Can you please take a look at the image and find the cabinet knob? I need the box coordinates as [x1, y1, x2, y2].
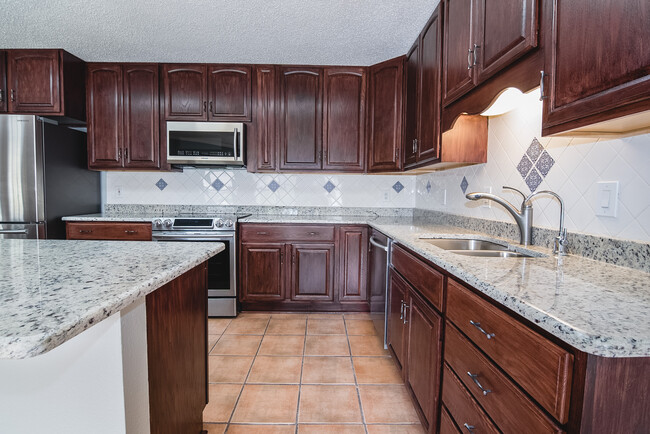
[79, 229, 93, 234]
[10, 89, 16, 102]
[539, 70, 549, 100]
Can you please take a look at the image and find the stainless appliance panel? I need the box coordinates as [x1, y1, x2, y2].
[0, 115, 44, 223]
[208, 298, 237, 317]
[369, 232, 392, 349]
[0, 223, 44, 239]
[166, 121, 244, 166]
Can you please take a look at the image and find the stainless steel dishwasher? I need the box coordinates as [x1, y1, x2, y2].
[368, 229, 392, 348]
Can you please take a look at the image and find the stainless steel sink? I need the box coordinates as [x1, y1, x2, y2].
[419, 238, 508, 251]
[451, 250, 535, 258]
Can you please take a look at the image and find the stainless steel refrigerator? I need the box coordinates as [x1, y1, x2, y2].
[0, 115, 100, 239]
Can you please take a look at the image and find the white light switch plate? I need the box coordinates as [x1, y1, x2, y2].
[482, 186, 492, 208]
[596, 181, 619, 217]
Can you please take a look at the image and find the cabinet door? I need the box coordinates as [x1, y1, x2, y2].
[404, 42, 419, 168]
[387, 271, 408, 368]
[123, 64, 159, 169]
[208, 65, 252, 121]
[290, 243, 334, 301]
[162, 64, 207, 120]
[367, 57, 403, 172]
[406, 289, 443, 429]
[543, 0, 650, 132]
[278, 67, 323, 170]
[417, 8, 442, 165]
[0, 51, 7, 113]
[338, 226, 369, 302]
[475, 0, 538, 83]
[322, 67, 366, 172]
[443, 0, 475, 105]
[250, 66, 277, 171]
[87, 64, 123, 169]
[240, 243, 285, 301]
[7, 50, 61, 113]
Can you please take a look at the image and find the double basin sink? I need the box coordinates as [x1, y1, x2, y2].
[419, 238, 540, 258]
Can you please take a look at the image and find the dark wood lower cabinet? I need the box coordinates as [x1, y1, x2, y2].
[290, 243, 335, 301]
[387, 271, 409, 368]
[240, 243, 286, 302]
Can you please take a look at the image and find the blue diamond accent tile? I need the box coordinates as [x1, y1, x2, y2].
[526, 138, 544, 162]
[392, 181, 404, 193]
[460, 176, 469, 194]
[267, 180, 280, 192]
[426, 180, 432, 194]
[525, 168, 543, 192]
[211, 179, 225, 191]
[517, 155, 533, 179]
[155, 179, 167, 191]
[323, 181, 336, 193]
[535, 150, 555, 177]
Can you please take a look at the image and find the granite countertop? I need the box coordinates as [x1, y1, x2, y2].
[63, 212, 650, 358]
[0, 239, 224, 359]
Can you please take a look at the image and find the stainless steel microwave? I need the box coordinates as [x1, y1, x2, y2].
[166, 122, 245, 166]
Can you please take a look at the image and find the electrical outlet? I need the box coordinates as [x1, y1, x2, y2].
[383, 191, 390, 203]
[482, 186, 492, 208]
[442, 189, 447, 206]
[115, 185, 123, 197]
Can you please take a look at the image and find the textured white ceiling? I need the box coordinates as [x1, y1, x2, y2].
[0, 0, 440, 66]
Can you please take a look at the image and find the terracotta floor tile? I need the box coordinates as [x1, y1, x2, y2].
[224, 317, 269, 335]
[349, 335, 389, 356]
[248, 356, 302, 384]
[208, 318, 232, 334]
[359, 385, 420, 424]
[345, 319, 378, 335]
[231, 384, 299, 423]
[227, 425, 296, 433]
[267, 318, 307, 335]
[299, 424, 366, 433]
[299, 385, 362, 423]
[208, 334, 220, 352]
[301, 356, 355, 384]
[366, 425, 426, 433]
[203, 383, 242, 422]
[353, 357, 402, 384]
[202, 423, 227, 434]
[309, 313, 344, 319]
[304, 335, 350, 356]
[308, 318, 346, 335]
[258, 335, 305, 356]
[210, 335, 262, 356]
[343, 312, 374, 320]
[238, 312, 273, 319]
[272, 313, 308, 320]
[208, 356, 254, 383]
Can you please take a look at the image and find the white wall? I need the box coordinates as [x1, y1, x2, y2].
[416, 90, 650, 243]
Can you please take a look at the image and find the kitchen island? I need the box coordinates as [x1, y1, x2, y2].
[0, 239, 224, 434]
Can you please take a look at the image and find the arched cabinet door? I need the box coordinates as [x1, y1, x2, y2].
[162, 64, 207, 120]
[208, 65, 252, 121]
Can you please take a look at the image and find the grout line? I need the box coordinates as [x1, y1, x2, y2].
[295, 317, 308, 434]
[344, 317, 369, 434]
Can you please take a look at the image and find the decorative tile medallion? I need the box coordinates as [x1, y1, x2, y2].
[518, 138, 555, 192]
[155, 179, 168, 191]
[426, 180, 432, 194]
[267, 180, 280, 192]
[323, 181, 336, 193]
[460, 176, 469, 194]
[536, 151, 555, 177]
[392, 181, 404, 193]
[517, 155, 534, 178]
[525, 168, 543, 192]
[212, 179, 225, 191]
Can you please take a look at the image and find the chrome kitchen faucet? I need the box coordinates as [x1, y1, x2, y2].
[466, 186, 568, 255]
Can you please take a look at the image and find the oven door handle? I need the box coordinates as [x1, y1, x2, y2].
[153, 235, 233, 242]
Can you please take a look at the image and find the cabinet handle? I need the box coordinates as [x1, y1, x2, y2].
[307, 232, 318, 236]
[256, 231, 268, 235]
[469, 320, 495, 339]
[10, 89, 16, 102]
[280, 251, 283, 265]
[539, 70, 549, 100]
[124, 148, 128, 161]
[0, 89, 4, 103]
[124, 230, 137, 234]
[399, 300, 405, 320]
[79, 230, 93, 234]
[463, 423, 475, 433]
[209, 101, 213, 115]
[472, 44, 480, 66]
[203, 101, 207, 113]
[467, 48, 474, 69]
[403, 304, 409, 324]
[414, 139, 418, 154]
[467, 372, 492, 396]
[118, 149, 122, 161]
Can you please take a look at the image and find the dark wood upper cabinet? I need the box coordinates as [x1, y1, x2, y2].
[123, 64, 159, 168]
[542, 0, 650, 136]
[240, 243, 286, 302]
[290, 243, 335, 301]
[338, 226, 369, 302]
[443, 0, 475, 105]
[367, 57, 404, 173]
[322, 67, 367, 172]
[87, 64, 123, 169]
[404, 42, 420, 168]
[0, 51, 7, 113]
[162, 64, 207, 120]
[278, 67, 323, 170]
[249, 65, 277, 172]
[417, 10, 442, 164]
[207, 65, 252, 121]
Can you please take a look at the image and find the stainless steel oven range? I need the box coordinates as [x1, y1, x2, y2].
[151, 216, 238, 317]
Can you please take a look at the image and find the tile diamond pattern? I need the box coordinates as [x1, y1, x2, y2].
[155, 178, 168, 191]
[517, 155, 533, 178]
[460, 176, 469, 194]
[267, 180, 280, 193]
[323, 181, 336, 193]
[526, 137, 544, 162]
[536, 151, 555, 177]
[426, 180, 432, 193]
[211, 179, 225, 191]
[392, 181, 404, 193]
[525, 168, 543, 192]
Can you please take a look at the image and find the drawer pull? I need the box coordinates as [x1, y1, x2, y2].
[463, 423, 475, 433]
[124, 230, 138, 234]
[400, 300, 405, 320]
[79, 230, 93, 234]
[467, 371, 492, 396]
[470, 320, 495, 339]
[308, 231, 318, 235]
[256, 231, 268, 235]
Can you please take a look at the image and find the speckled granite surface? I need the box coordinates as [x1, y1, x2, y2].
[0, 239, 224, 359]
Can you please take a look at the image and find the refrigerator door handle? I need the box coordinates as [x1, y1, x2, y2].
[0, 229, 29, 234]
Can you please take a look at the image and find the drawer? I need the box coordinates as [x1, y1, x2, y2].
[240, 224, 335, 242]
[66, 222, 152, 241]
[391, 244, 444, 311]
[446, 278, 573, 423]
[440, 405, 461, 434]
[442, 363, 499, 434]
[445, 323, 562, 433]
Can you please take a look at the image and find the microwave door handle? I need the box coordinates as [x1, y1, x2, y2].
[233, 128, 238, 160]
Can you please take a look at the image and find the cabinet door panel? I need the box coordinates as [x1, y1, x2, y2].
[291, 243, 334, 301]
[322, 68, 366, 172]
[241, 243, 285, 301]
[417, 9, 442, 164]
[250, 66, 276, 171]
[367, 57, 403, 172]
[123, 64, 159, 168]
[443, 0, 475, 105]
[8, 50, 61, 113]
[338, 226, 368, 302]
[162, 64, 207, 120]
[208, 65, 251, 121]
[476, 0, 538, 83]
[387, 271, 408, 368]
[0, 51, 7, 113]
[278, 68, 323, 170]
[404, 42, 419, 167]
[87, 64, 123, 169]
